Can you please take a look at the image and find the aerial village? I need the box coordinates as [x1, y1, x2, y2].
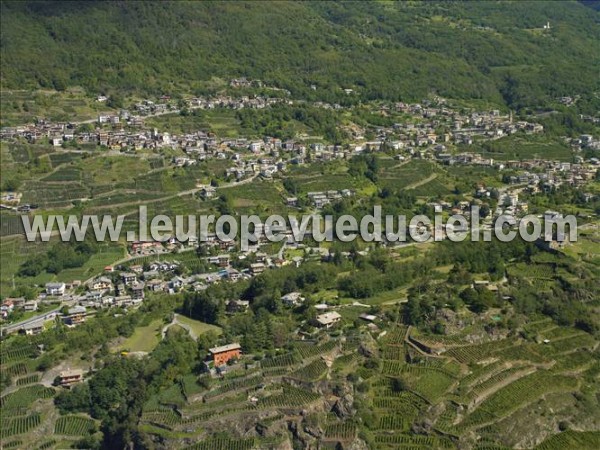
[1, 84, 598, 343]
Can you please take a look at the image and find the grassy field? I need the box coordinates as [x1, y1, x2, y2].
[116, 319, 164, 353]
[174, 314, 222, 336]
[445, 165, 503, 188]
[54, 245, 126, 282]
[561, 224, 600, 263]
[146, 109, 252, 137]
[223, 179, 286, 215]
[338, 286, 408, 306]
[78, 156, 152, 186]
[379, 159, 440, 191]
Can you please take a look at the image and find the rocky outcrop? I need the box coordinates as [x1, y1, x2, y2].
[331, 383, 356, 419]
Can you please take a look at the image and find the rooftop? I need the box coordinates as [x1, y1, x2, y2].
[209, 343, 241, 354]
[316, 311, 342, 325]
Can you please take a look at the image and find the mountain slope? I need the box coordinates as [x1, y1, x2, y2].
[1, 1, 599, 108]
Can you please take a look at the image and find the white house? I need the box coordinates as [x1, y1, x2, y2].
[45, 282, 66, 296]
[315, 311, 342, 328]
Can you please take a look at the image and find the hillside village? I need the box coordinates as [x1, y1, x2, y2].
[1, 2, 600, 449]
[1, 91, 599, 336]
[2, 91, 599, 215]
[1, 76, 599, 450]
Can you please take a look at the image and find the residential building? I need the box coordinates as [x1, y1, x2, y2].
[63, 306, 86, 326]
[46, 282, 66, 296]
[58, 369, 84, 386]
[281, 292, 304, 307]
[131, 282, 145, 300]
[208, 343, 242, 367]
[23, 300, 38, 312]
[121, 272, 137, 286]
[315, 311, 342, 328]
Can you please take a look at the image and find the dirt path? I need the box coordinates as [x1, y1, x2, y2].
[83, 173, 259, 211]
[161, 314, 198, 341]
[468, 366, 537, 409]
[390, 159, 411, 170]
[405, 173, 438, 190]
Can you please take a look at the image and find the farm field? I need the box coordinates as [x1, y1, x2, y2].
[0, 234, 124, 297]
[0, 235, 56, 296]
[116, 322, 596, 448]
[476, 135, 573, 161]
[54, 244, 126, 282]
[145, 109, 250, 137]
[0, 89, 113, 126]
[286, 161, 373, 195]
[223, 180, 287, 215]
[378, 159, 442, 191]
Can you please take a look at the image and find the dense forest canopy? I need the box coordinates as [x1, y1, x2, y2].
[1, 1, 599, 108]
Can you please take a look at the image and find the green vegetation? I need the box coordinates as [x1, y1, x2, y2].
[114, 318, 163, 353]
[477, 135, 573, 161]
[1, 2, 600, 449]
[2, 2, 599, 110]
[173, 314, 222, 337]
[54, 415, 97, 436]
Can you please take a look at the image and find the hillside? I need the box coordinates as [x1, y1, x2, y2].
[1, 1, 599, 108]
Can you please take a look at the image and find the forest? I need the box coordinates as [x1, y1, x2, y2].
[1, 1, 599, 109]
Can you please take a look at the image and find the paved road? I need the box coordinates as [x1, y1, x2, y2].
[0, 307, 61, 335]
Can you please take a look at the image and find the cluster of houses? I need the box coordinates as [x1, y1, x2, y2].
[306, 189, 355, 208]
[1, 296, 89, 335]
[336, 99, 545, 155]
[1, 297, 41, 319]
[0, 92, 550, 165]
[1, 246, 291, 327]
[570, 134, 600, 151]
[5, 94, 596, 222]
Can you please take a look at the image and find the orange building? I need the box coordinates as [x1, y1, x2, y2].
[208, 343, 242, 366]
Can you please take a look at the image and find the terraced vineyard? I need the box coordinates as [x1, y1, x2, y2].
[507, 262, 555, 280]
[15, 373, 40, 386]
[382, 326, 409, 346]
[1, 413, 41, 439]
[323, 421, 356, 440]
[294, 339, 337, 359]
[535, 430, 600, 450]
[260, 351, 300, 369]
[0, 212, 595, 450]
[374, 433, 454, 448]
[0, 345, 37, 363]
[203, 371, 263, 400]
[445, 339, 519, 364]
[459, 371, 579, 428]
[377, 414, 408, 432]
[403, 366, 456, 402]
[54, 415, 96, 436]
[289, 359, 328, 381]
[0, 385, 55, 410]
[21, 180, 90, 207]
[259, 384, 321, 408]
